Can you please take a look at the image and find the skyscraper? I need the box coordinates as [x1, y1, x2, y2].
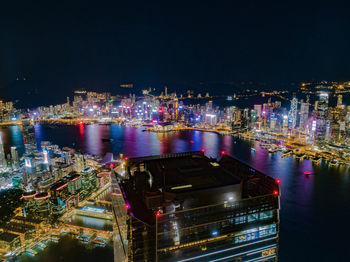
[10, 147, 18, 161]
[299, 100, 309, 130]
[337, 94, 343, 107]
[74, 153, 86, 172]
[289, 97, 298, 128]
[0, 132, 6, 167]
[316, 92, 329, 141]
[112, 152, 280, 262]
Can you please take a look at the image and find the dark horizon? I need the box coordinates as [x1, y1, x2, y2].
[2, 1, 350, 105]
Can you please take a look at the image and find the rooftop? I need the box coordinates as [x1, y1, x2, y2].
[0, 232, 19, 243]
[145, 153, 241, 193]
[120, 152, 248, 225]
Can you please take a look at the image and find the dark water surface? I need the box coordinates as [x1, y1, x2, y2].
[3, 123, 350, 262]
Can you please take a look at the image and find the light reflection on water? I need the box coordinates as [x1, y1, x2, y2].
[68, 214, 113, 231]
[2, 123, 350, 261]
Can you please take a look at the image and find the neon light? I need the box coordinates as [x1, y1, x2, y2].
[71, 175, 82, 182]
[245, 253, 276, 262]
[34, 193, 50, 200]
[56, 183, 68, 191]
[22, 193, 36, 199]
[97, 171, 110, 177]
[210, 245, 276, 262]
[171, 184, 192, 190]
[177, 237, 277, 262]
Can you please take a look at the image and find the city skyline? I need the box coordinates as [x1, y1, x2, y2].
[2, 1, 350, 261]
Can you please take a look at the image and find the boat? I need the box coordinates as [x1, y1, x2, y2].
[260, 143, 269, 149]
[268, 148, 276, 154]
[281, 151, 291, 158]
[102, 138, 113, 142]
[304, 171, 312, 177]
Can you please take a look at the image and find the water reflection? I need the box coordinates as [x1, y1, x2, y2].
[1, 124, 350, 261]
[68, 214, 113, 231]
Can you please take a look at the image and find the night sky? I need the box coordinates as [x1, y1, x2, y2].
[1, 1, 350, 106]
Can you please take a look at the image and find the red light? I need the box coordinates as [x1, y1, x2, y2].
[221, 150, 226, 155]
[201, 148, 205, 153]
[156, 211, 161, 217]
[124, 157, 129, 160]
[79, 121, 83, 125]
[110, 163, 115, 168]
[273, 190, 279, 196]
[276, 179, 280, 184]
[125, 204, 130, 210]
[190, 140, 194, 144]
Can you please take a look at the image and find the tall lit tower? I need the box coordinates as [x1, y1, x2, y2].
[289, 96, 298, 128]
[299, 100, 309, 130]
[316, 92, 329, 141]
[337, 94, 343, 107]
[0, 132, 6, 167]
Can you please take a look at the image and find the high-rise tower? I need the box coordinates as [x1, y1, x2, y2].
[316, 92, 329, 141]
[289, 96, 298, 128]
[0, 132, 6, 167]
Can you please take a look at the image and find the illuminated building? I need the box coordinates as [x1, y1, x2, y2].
[10, 146, 18, 162]
[289, 97, 298, 128]
[33, 192, 51, 216]
[299, 101, 309, 130]
[74, 153, 86, 172]
[270, 115, 277, 130]
[2, 222, 36, 244]
[337, 94, 343, 107]
[0, 132, 6, 167]
[50, 174, 81, 215]
[112, 152, 280, 262]
[22, 190, 37, 216]
[205, 113, 217, 125]
[61, 149, 72, 165]
[0, 232, 21, 252]
[254, 104, 262, 118]
[316, 92, 329, 141]
[50, 180, 70, 215]
[67, 173, 82, 194]
[23, 155, 36, 185]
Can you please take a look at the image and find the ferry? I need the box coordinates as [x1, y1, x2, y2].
[102, 138, 113, 142]
[260, 143, 270, 149]
[281, 151, 291, 158]
[304, 171, 312, 177]
[268, 148, 277, 154]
